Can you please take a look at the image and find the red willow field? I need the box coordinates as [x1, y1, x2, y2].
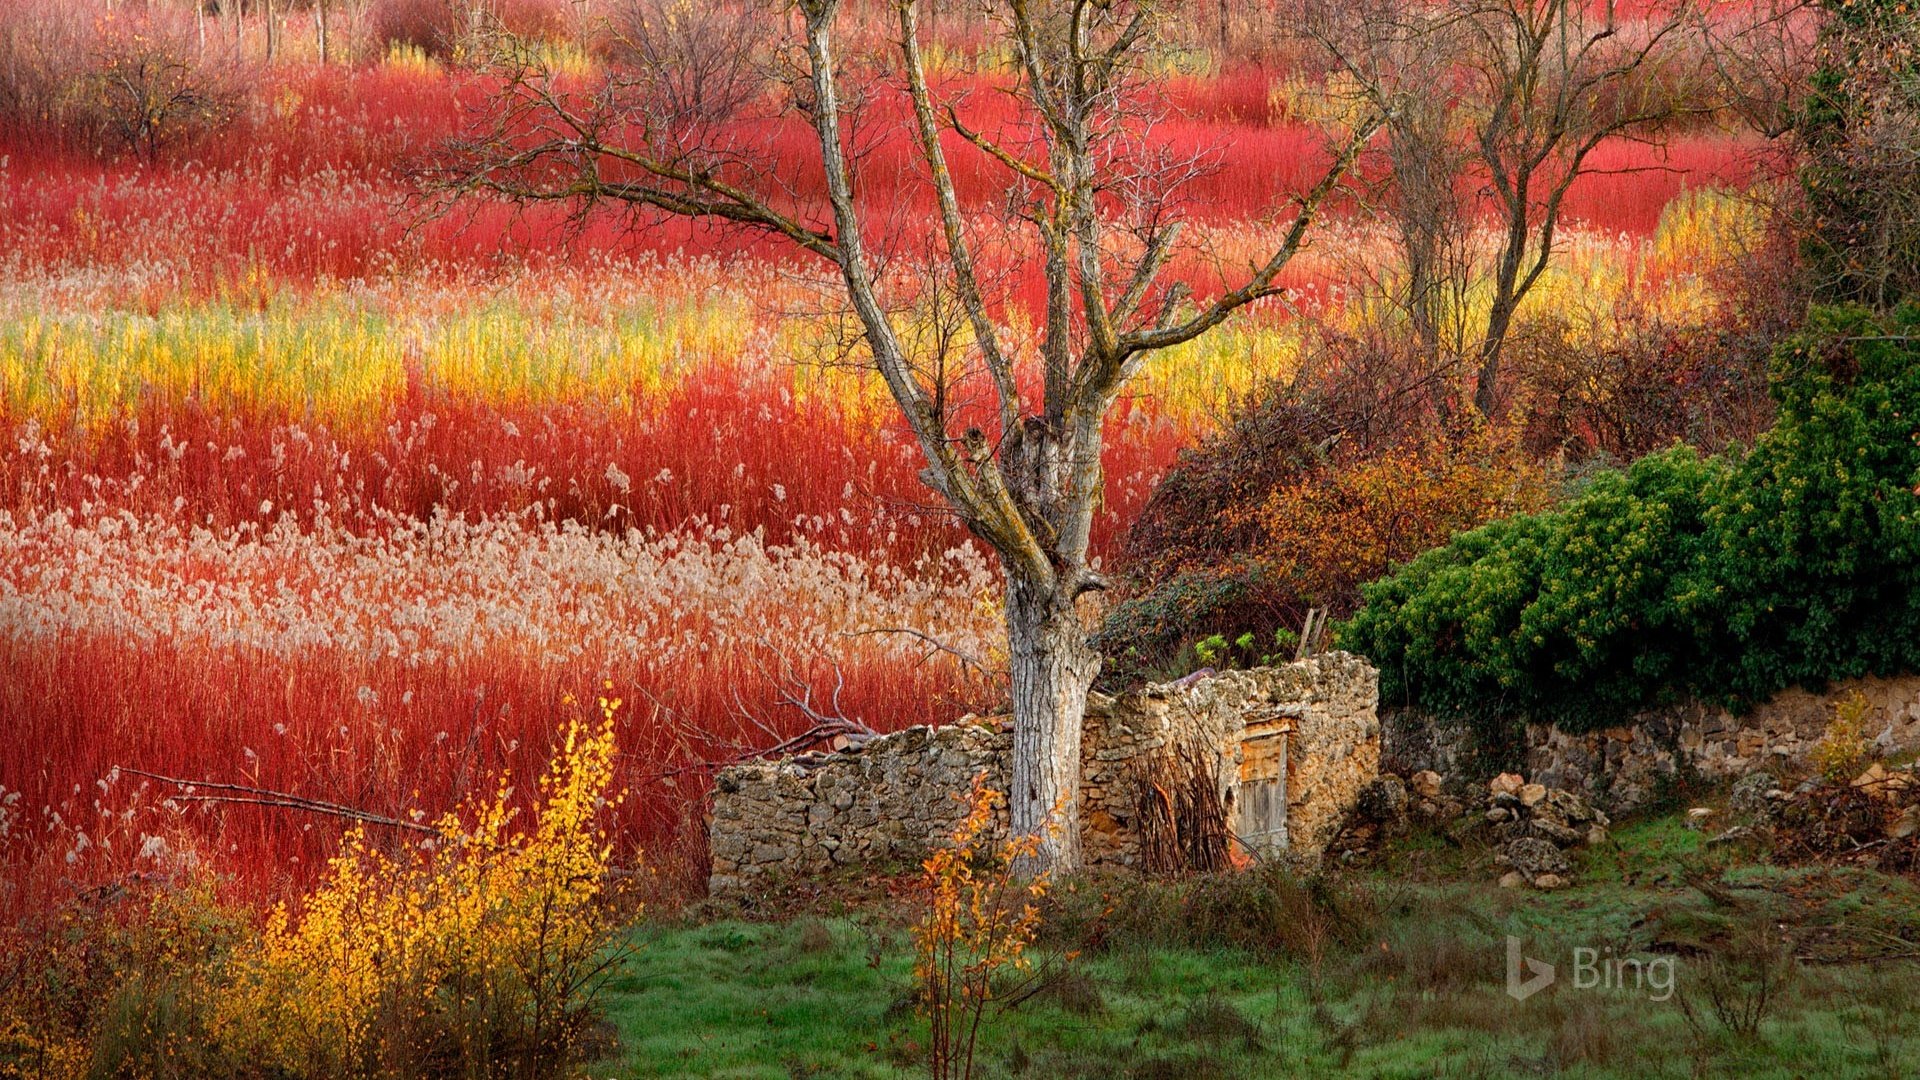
[0, 0, 1759, 912]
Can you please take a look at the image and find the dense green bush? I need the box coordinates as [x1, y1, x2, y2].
[1344, 306, 1920, 749]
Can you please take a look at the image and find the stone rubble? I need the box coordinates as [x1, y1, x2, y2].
[1483, 772, 1609, 890]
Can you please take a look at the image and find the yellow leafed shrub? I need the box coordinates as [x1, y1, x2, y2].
[1812, 691, 1873, 784]
[210, 701, 628, 1079]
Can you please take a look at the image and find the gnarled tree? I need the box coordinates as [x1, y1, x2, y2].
[423, 0, 1377, 872]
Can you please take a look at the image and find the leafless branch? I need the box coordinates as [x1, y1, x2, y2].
[119, 767, 435, 834]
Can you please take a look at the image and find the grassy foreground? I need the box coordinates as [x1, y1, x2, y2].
[596, 815, 1920, 1079]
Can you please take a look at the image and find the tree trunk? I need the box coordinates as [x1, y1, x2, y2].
[1003, 568, 1099, 876]
[1473, 294, 1519, 417]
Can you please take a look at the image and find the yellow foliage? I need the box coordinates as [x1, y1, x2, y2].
[1812, 691, 1873, 783]
[0, 1011, 88, 1080]
[211, 703, 627, 1076]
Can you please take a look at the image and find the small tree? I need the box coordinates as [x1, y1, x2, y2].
[913, 778, 1046, 1080]
[87, 35, 237, 165]
[1309, 0, 1701, 418]
[425, 0, 1378, 873]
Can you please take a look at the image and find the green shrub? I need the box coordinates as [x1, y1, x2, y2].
[1344, 305, 1920, 752]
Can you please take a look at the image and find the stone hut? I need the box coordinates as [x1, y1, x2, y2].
[707, 652, 1379, 900]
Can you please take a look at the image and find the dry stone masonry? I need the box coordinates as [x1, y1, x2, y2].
[1385, 673, 1920, 814]
[1526, 674, 1920, 810]
[708, 652, 1380, 901]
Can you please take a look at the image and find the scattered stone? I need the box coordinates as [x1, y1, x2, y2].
[1490, 772, 1526, 798]
[1532, 873, 1568, 891]
[1685, 807, 1714, 830]
[1499, 870, 1526, 889]
[1499, 836, 1572, 885]
[1411, 793, 1465, 824]
[1728, 771, 1780, 824]
[1707, 825, 1760, 847]
[1479, 781, 1610, 885]
[1411, 770, 1443, 800]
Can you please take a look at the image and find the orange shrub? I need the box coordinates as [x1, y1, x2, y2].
[1231, 431, 1551, 611]
[912, 778, 1048, 1080]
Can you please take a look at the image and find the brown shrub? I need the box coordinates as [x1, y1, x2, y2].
[368, 0, 574, 61]
[0, 0, 239, 161]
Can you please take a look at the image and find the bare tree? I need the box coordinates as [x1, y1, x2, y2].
[1462, 0, 1698, 416]
[1303, 0, 1480, 416]
[423, 0, 1378, 872]
[1310, 0, 1699, 418]
[1695, 0, 1822, 141]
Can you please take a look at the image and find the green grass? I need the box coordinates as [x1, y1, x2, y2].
[596, 813, 1920, 1079]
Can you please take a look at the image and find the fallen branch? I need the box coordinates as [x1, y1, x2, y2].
[119, 767, 435, 834]
[730, 639, 880, 753]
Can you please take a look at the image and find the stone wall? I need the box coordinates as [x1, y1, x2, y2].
[708, 652, 1380, 901]
[1384, 672, 1920, 813]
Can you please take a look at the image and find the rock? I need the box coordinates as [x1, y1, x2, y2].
[1486, 807, 1512, 823]
[1490, 772, 1526, 797]
[1544, 788, 1605, 826]
[1728, 771, 1779, 823]
[1853, 762, 1892, 797]
[1411, 770, 1443, 800]
[1499, 870, 1526, 889]
[1532, 873, 1568, 891]
[1524, 788, 1605, 847]
[1587, 825, 1610, 848]
[1519, 783, 1548, 807]
[1531, 818, 1584, 846]
[1685, 807, 1714, 830]
[1354, 775, 1410, 827]
[1501, 836, 1572, 884]
[1707, 825, 1760, 847]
